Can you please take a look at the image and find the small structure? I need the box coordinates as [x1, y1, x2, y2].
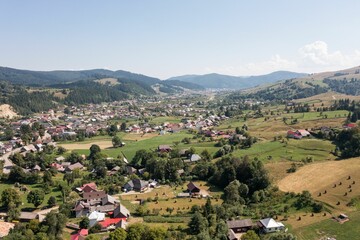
[190, 154, 201, 162]
[65, 162, 84, 173]
[70, 229, 88, 240]
[296, 129, 311, 137]
[287, 130, 302, 139]
[258, 218, 285, 233]
[187, 182, 200, 195]
[113, 204, 131, 219]
[122, 179, 148, 192]
[19, 212, 39, 222]
[335, 213, 349, 224]
[158, 145, 172, 153]
[227, 219, 253, 233]
[88, 211, 105, 227]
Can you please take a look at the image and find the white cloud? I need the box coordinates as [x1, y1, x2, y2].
[204, 41, 360, 76]
[298, 41, 360, 70]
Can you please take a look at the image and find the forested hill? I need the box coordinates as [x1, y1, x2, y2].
[230, 66, 360, 101]
[0, 67, 161, 86]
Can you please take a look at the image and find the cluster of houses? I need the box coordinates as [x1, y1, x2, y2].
[72, 183, 130, 235]
[227, 218, 285, 240]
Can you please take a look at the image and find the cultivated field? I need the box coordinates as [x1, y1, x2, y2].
[278, 158, 360, 213]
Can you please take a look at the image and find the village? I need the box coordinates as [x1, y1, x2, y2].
[0, 93, 359, 240]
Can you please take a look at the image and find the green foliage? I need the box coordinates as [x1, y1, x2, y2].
[241, 230, 260, 240]
[47, 196, 56, 207]
[79, 217, 90, 229]
[336, 128, 360, 158]
[112, 136, 123, 148]
[27, 190, 45, 208]
[109, 227, 127, 240]
[1, 188, 22, 209]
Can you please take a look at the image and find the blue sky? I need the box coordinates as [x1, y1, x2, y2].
[1, 1, 360, 79]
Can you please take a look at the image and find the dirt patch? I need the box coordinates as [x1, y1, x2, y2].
[0, 104, 18, 119]
[123, 133, 159, 141]
[59, 141, 113, 150]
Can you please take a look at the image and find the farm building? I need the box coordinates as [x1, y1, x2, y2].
[258, 218, 285, 233]
[123, 179, 149, 192]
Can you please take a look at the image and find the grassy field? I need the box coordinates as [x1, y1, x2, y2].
[119, 181, 223, 215]
[278, 158, 360, 213]
[0, 173, 66, 210]
[71, 131, 220, 160]
[293, 211, 360, 240]
[231, 138, 335, 163]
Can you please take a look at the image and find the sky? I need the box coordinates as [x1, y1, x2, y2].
[1, 0, 360, 79]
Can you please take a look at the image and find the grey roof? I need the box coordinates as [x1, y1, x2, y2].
[227, 219, 253, 229]
[113, 204, 130, 218]
[19, 212, 38, 220]
[101, 195, 118, 205]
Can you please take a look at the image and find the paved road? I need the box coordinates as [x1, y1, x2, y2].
[1, 147, 21, 174]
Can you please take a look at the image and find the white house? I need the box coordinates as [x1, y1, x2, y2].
[88, 211, 105, 227]
[258, 218, 285, 233]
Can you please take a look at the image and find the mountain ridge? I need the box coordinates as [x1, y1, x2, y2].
[166, 71, 308, 89]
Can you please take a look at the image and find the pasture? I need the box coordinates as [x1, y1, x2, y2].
[232, 139, 335, 163]
[119, 181, 223, 215]
[278, 158, 360, 213]
[293, 211, 360, 240]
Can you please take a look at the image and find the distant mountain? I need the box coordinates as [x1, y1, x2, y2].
[0, 66, 161, 86]
[167, 71, 308, 89]
[0, 66, 204, 92]
[232, 66, 360, 101]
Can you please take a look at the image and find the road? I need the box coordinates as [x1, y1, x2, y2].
[1, 147, 21, 174]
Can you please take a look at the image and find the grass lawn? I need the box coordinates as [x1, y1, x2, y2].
[71, 131, 220, 160]
[293, 211, 360, 240]
[231, 139, 336, 163]
[119, 181, 223, 215]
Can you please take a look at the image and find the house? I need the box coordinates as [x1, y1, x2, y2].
[99, 218, 125, 230]
[19, 212, 39, 222]
[73, 201, 91, 218]
[190, 154, 201, 162]
[113, 204, 131, 219]
[20, 145, 37, 153]
[123, 179, 148, 192]
[296, 129, 311, 137]
[88, 211, 105, 227]
[187, 182, 200, 194]
[258, 218, 285, 233]
[287, 130, 302, 139]
[227, 219, 253, 239]
[115, 219, 128, 230]
[158, 145, 172, 152]
[101, 194, 118, 206]
[65, 162, 84, 173]
[126, 166, 137, 175]
[79, 182, 97, 193]
[83, 190, 107, 203]
[55, 156, 65, 162]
